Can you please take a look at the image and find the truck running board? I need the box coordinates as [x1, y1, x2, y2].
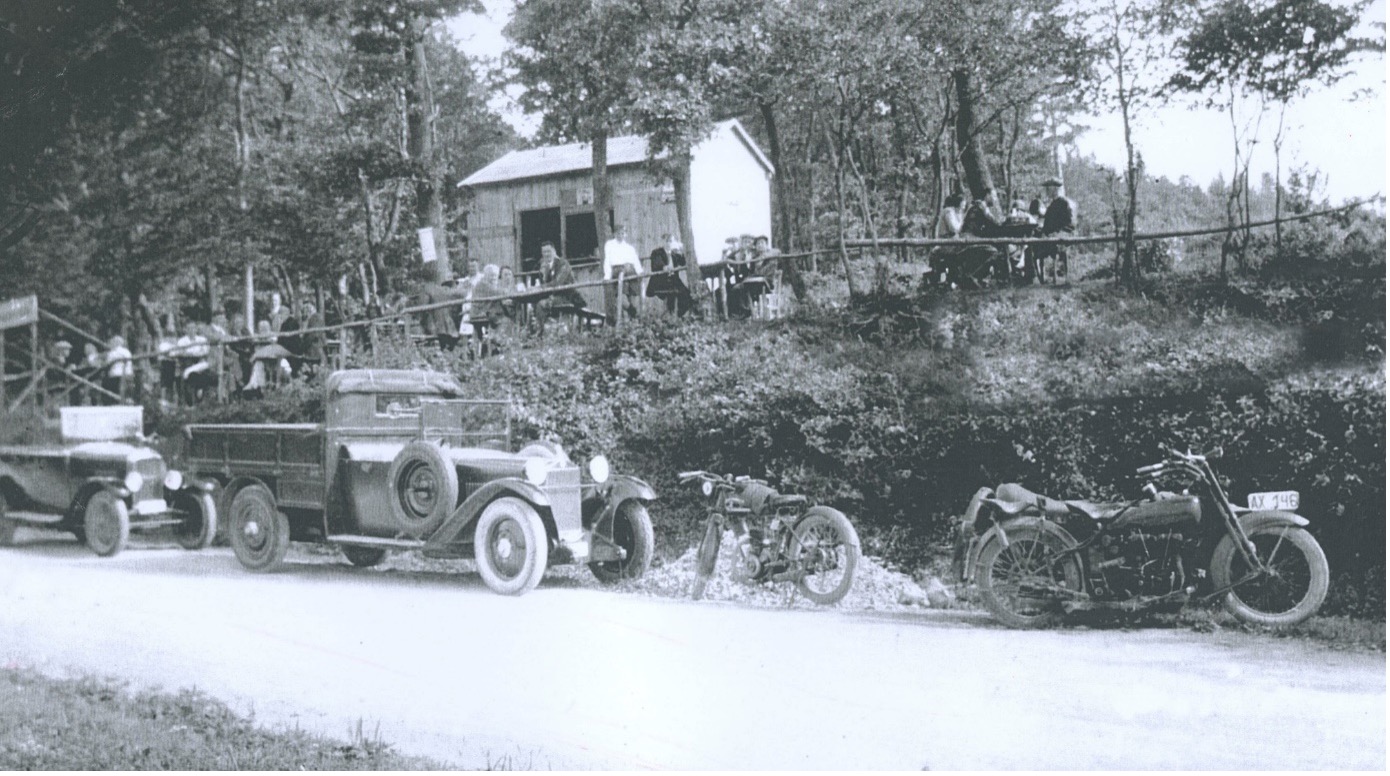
[326, 534, 426, 550]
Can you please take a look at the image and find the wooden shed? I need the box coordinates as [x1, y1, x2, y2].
[458, 119, 774, 280]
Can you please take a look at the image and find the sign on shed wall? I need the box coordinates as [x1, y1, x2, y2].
[0, 295, 38, 331]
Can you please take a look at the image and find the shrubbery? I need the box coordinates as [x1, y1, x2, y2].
[156, 279, 1385, 619]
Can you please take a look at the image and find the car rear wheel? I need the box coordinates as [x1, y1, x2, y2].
[589, 501, 654, 583]
[173, 491, 218, 551]
[474, 497, 547, 595]
[84, 491, 130, 557]
[387, 442, 458, 538]
[228, 484, 290, 572]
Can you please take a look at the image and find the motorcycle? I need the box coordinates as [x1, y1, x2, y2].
[679, 471, 860, 605]
[954, 448, 1330, 629]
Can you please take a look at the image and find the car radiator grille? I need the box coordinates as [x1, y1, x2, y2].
[135, 458, 165, 502]
[543, 468, 583, 532]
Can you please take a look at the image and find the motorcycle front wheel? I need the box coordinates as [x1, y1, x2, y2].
[975, 528, 1084, 628]
[1210, 525, 1329, 628]
[690, 518, 722, 600]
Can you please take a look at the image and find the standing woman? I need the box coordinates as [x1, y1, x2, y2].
[645, 234, 692, 316]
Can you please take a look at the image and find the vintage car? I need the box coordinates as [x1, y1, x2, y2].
[0, 406, 218, 556]
[180, 368, 656, 595]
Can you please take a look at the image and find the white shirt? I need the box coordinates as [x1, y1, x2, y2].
[603, 237, 640, 279]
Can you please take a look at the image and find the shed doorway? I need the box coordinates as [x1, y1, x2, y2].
[519, 207, 562, 275]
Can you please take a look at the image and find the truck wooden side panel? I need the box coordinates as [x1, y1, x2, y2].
[185, 423, 327, 511]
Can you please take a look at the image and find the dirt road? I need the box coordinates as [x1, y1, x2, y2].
[0, 536, 1383, 770]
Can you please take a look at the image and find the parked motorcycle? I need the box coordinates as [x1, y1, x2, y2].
[955, 448, 1329, 628]
[679, 471, 859, 604]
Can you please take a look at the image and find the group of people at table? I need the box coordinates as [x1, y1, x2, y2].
[44, 291, 328, 405]
[930, 177, 1077, 287]
[415, 224, 785, 354]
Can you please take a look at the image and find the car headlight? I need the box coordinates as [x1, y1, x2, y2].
[588, 454, 610, 484]
[163, 469, 184, 491]
[523, 457, 549, 486]
[123, 471, 144, 493]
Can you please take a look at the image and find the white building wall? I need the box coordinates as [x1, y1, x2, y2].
[688, 125, 773, 266]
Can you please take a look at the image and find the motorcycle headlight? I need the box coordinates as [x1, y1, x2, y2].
[701, 480, 714, 497]
[588, 454, 610, 484]
[523, 457, 549, 486]
[163, 469, 184, 491]
[123, 471, 144, 493]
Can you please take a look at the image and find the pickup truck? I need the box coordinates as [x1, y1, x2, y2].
[181, 368, 655, 595]
[0, 406, 217, 556]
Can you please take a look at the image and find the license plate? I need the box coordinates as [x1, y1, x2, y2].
[1248, 490, 1299, 511]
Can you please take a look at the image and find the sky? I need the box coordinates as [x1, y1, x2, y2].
[446, 0, 1385, 202]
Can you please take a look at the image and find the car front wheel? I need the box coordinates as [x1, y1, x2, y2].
[474, 497, 548, 596]
[588, 501, 654, 583]
[0, 492, 16, 546]
[84, 491, 130, 557]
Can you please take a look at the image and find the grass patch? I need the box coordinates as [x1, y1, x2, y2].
[0, 667, 449, 770]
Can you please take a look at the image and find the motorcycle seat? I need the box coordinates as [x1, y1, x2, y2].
[992, 483, 1128, 521]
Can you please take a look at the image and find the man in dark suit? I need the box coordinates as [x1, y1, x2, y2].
[1036, 176, 1077, 283]
[535, 241, 588, 333]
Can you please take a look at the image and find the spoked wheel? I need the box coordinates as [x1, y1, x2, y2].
[1211, 525, 1329, 628]
[84, 491, 130, 557]
[228, 484, 290, 572]
[690, 518, 722, 600]
[473, 497, 548, 596]
[342, 546, 389, 568]
[975, 527, 1083, 628]
[172, 491, 218, 551]
[792, 509, 860, 605]
[588, 501, 655, 583]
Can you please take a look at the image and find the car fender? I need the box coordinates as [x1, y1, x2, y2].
[586, 475, 656, 526]
[219, 475, 273, 516]
[1237, 510, 1310, 532]
[64, 478, 130, 521]
[427, 479, 551, 548]
[964, 515, 1079, 583]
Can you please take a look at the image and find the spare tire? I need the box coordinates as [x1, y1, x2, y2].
[386, 441, 458, 537]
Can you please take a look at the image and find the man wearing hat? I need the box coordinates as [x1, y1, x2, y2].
[1036, 176, 1077, 283]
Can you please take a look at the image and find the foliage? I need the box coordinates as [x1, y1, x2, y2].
[0, 668, 446, 769]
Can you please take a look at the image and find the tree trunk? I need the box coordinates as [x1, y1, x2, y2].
[670, 156, 707, 306]
[1273, 101, 1287, 256]
[845, 145, 885, 294]
[952, 68, 996, 201]
[1115, 33, 1138, 286]
[405, 17, 450, 283]
[758, 101, 806, 301]
[591, 125, 611, 255]
[832, 161, 857, 298]
[234, 52, 254, 331]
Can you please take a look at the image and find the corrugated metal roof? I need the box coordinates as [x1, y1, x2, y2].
[458, 134, 657, 188]
[457, 119, 772, 188]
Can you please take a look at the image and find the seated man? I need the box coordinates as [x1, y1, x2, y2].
[534, 241, 589, 333]
[1033, 177, 1077, 283]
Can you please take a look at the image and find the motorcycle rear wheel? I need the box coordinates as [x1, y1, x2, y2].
[1210, 525, 1328, 628]
[690, 518, 721, 600]
[975, 528, 1083, 628]
[793, 510, 859, 605]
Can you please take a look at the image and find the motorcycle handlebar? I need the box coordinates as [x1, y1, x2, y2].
[677, 471, 703, 480]
[1136, 462, 1165, 475]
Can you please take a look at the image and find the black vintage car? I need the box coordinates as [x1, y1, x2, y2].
[0, 407, 217, 556]
[181, 369, 656, 596]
